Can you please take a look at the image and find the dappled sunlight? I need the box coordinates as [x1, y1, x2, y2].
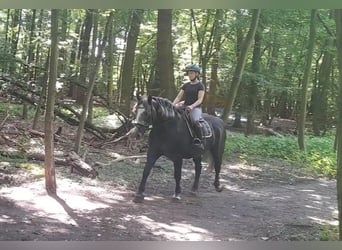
[0, 215, 16, 224]
[131, 215, 215, 240]
[0, 177, 128, 227]
[307, 216, 338, 226]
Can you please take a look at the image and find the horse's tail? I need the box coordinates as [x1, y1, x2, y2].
[207, 118, 226, 173]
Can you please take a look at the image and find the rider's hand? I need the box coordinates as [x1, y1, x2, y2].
[186, 105, 194, 111]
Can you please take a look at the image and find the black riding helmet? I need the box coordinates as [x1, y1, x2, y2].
[185, 64, 201, 74]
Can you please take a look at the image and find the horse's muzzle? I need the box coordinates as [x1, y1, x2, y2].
[134, 123, 148, 137]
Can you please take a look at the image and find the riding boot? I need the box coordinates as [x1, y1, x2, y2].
[193, 121, 204, 154]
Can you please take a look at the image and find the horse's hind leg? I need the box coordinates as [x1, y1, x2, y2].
[172, 158, 183, 200]
[211, 149, 224, 192]
[133, 151, 160, 203]
[191, 156, 202, 193]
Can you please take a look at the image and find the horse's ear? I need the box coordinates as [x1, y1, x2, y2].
[148, 95, 153, 105]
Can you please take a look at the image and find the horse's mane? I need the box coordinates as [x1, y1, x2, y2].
[150, 96, 182, 120]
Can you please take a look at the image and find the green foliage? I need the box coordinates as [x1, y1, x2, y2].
[319, 224, 339, 241]
[0, 103, 35, 118]
[225, 134, 337, 178]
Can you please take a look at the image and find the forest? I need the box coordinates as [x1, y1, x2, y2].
[0, 9, 342, 241]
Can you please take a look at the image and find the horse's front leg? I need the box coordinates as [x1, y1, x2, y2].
[172, 158, 183, 200]
[133, 151, 160, 203]
[191, 156, 202, 193]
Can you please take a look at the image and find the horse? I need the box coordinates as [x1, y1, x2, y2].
[132, 95, 226, 203]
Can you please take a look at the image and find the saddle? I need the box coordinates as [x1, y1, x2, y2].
[183, 111, 212, 140]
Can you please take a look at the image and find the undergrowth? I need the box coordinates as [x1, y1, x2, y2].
[225, 134, 336, 179]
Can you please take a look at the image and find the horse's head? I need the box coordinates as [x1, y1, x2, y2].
[132, 95, 181, 136]
[132, 95, 153, 136]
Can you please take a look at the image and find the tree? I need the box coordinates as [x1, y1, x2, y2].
[221, 9, 261, 122]
[312, 11, 334, 136]
[119, 9, 144, 116]
[334, 8, 342, 241]
[297, 9, 317, 151]
[74, 11, 114, 154]
[149, 9, 176, 99]
[206, 9, 224, 115]
[44, 9, 59, 195]
[76, 9, 94, 104]
[246, 14, 263, 135]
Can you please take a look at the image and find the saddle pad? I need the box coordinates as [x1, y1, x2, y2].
[198, 119, 212, 138]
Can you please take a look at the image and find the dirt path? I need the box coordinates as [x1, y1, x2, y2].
[0, 155, 338, 241]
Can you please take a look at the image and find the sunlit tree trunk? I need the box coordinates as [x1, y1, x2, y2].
[221, 9, 260, 122]
[246, 20, 262, 135]
[45, 9, 59, 195]
[297, 9, 317, 151]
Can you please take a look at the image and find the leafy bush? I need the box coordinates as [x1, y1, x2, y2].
[225, 134, 336, 178]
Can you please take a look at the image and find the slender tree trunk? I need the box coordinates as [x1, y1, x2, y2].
[74, 11, 113, 154]
[298, 9, 317, 151]
[9, 9, 21, 75]
[246, 21, 262, 135]
[34, 10, 44, 80]
[45, 9, 59, 195]
[68, 18, 81, 97]
[207, 9, 224, 115]
[32, 51, 50, 129]
[334, 9, 342, 241]
[119, 9, 144, 116]
[106, 11, 115, 110]
[76, 9, 93, 104]
[221, 9, 261, 122]
[87, 10, 99, 124]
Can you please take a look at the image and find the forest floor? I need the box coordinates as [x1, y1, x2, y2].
[0, 116, 338, 241]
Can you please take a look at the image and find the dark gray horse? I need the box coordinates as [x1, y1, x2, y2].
[133, 95, 226, 203]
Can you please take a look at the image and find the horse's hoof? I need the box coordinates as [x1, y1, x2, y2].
[215, 185, 224, 192]
[190, 187, 198, 196]
[133, 193, 145, 203]
[189, 190, 198, 196]
[172, 194, 181, 201]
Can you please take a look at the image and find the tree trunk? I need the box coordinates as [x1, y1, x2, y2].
[76, 9, 93, 104]
[334, 8, 342, 241]
[74, 11, 113, 154]
[221, 9, 261, 122]
[32, 51, 49, 129]
[206, 9, 224, 115]
[106, 11, 115, 110]
[9, 9, 21, 74]
[120, 9, 144, 116]
[312, 37, 333, 136]
[150, 9, 176, 99]
[45, 9, 59, 195]
[68, 18, 81, 97]
[246, 20, 262, 135]
[297, 9, 317, 151]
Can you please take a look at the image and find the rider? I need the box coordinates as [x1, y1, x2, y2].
[173, 64, 205, 152]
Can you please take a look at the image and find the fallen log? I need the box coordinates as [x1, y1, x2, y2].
[66, 151, 98, 179]
[256, 126, 284, 137]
